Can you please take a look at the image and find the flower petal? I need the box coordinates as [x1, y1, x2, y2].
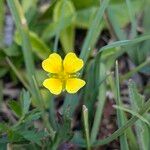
[66, 78, 86, 93]
[63, 52, 83, 73]
[42, 53, 62, 73]
[43, 78, 62, 95]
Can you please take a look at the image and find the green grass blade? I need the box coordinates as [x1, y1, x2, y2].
[99, 35, 150, 54]
[94, 98, 150, 146]
[106, 7, 126, 40]
[0, 80, 3, 107]
[121, 58, 150, 81]
[115, 61, 129, 150]
[7, 0, 35, 89]
[80, 0, 110, 63]
[15, 31, 50, 59]
[83, 105, 91, 150]
[125, 0, 137, 38]
[113, 105, 150, 126]
[90, 60, 106, 144]
[108, 73, 138, 150]
[128, 80, 150, 150]
[74, 98, 150, 147]
[6, 57, 31, 92]
[0, 0, 5, 47]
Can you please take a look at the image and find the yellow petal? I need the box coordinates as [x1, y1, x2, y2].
[42, 53, 62, 73]
[66, 78, 86, 94]
[43, 78, 62, 95]
[63, 52, 83, 73]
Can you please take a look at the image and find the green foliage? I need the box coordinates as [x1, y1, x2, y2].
[53, 0, 75, 53]
[0, 0, 150, 149]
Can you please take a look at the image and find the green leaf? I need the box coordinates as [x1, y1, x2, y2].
[115, 61, 129, 150]
[0, 123, 8, 133]
[80, 0, 110, 63]
[0, 68, 8, 78]
[15, 31, 50, 59]
[21, 90, 31, 116]
[128, 80, 150, 150]
[53, 0, 75, 53]
[82, 105, 91, 150]
[42, 15, 74, 40]
[75, 7, 99, 29]
[18, 129, 49, 145]
[8, 100, 22, 117]
[0, 0, 5, 47]
[71, 0, 99, 9]
[24, 110, 42, 123]
[3, 42, 21, 57]
[90, 60, 106, 144]
[113, 105, 150, 127]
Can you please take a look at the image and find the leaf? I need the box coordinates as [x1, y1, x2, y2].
[90, 60, 106, 144]
[75, 7, 99, 29]
[0, 123, 8, 133]
[71, 0, 99, 9]
[3, 42, 21, 57]
[0, 0, 5, 47]
[24, 110, 42, 123]
[128, 80, 144, 110]
[0, 68, 8, 78]
[21, 90, 31, 116]
[53, 0, 75, 53]
[80, 0, 110, 63]
[113, 105, 150, 127]
[42, 15, 74, 40]
[128, 80, 150, 150]
[18, 129, 49, 145]
[8, 100, 22, 117]
[115, 61, 129, 150]
[15, 31, 50, 59]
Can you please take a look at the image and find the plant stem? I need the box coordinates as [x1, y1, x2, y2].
[83, 105, 91, 150]
[115, 61, 129, 150]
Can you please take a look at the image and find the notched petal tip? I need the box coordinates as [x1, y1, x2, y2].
[63, 52, 84, 73]
[66, 78, 86, 94]
[42, 53, 62, 73]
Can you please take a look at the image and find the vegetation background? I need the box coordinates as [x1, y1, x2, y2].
[0, 0, 150, 149]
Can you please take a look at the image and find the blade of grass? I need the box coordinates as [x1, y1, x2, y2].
[80, 0, 110, 63]
[128, 80, 150, 150]
[121, 58, 150, 80]
[0, 0, 5, 47]
[98, 35, 150, 55]
[73, 98, 150, 147]
[7, 0, 35, 85]
[83, 105, 91, 150]
[125, 0, 137, 38]
[0, 80, 3, 107]
[106, 7, 126, 40]
[6, 57, 31, 92]
[94, 97, 150, 146]
[115, 61, 129, 150]
[90, 60, 106, 144]
[113, 105, 150, 126]
[53, 33, 59, 52]
[32, 76, 55, 138]
[108, 73, 138, 150]
[108, 72, 138, 149]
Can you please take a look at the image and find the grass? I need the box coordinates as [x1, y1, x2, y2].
[0, 0, 150, 149]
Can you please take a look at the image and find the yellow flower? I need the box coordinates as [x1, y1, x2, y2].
[42, 52, 86, 95]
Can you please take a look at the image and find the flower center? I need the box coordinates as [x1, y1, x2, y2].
[51, 70, 79, 81]
[58, 71, 69, 80]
